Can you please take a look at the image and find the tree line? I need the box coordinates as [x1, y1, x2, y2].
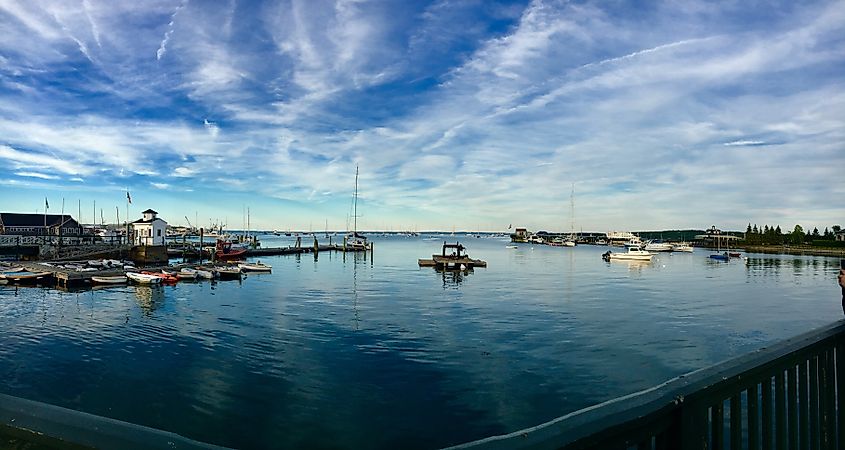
[744, 224, 842, 245]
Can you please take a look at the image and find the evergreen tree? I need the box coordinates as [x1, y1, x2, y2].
[752, 224, 758, 234]
[774, 225, 782, 244]
[824, 227, 831, 239]
[791, 225, 804, 245]
[812, 227, 820, 238]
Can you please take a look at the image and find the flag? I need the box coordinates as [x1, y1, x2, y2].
[126, 191, 132, 204]
[45, 197, 49, 210]
[508, 223, 512, 229]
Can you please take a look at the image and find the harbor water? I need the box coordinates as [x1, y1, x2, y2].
[0, 235, 842, 449]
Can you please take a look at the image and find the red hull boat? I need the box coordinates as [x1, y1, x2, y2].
[216, 239, 247, 261]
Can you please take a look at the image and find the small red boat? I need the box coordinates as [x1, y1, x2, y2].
[215, 239, 247, 261]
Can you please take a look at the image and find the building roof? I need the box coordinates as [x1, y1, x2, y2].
[0, 213, 79, 227]
[142, 209, 158, 214]
[131, 218, 166, 224]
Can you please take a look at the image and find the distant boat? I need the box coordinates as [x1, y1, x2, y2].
[644, 240, 673, 252]
[671, 242, 694, 252]
[710, 253, 730, 261]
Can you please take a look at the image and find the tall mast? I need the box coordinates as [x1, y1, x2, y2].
[353, 165, 359, 235]
[570, 182, 575, 238]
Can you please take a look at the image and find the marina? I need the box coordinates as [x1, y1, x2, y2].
[1, 235, 842, 449]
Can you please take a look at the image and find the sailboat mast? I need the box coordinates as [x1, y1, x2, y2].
[353, 165, 359, 235]
[570, 182, 575, 239]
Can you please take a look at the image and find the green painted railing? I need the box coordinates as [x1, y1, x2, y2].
[449, 320, 845, 450]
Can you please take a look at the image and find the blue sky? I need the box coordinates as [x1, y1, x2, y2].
[0, 0, 843, 232]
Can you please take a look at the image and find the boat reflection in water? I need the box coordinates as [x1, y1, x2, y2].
[439, 267, 472, 287]
[134, 285, 165, 315]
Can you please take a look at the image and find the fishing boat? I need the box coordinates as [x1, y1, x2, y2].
[238, 262, 272, 272]
[602, 245, 653, 261]
[125, 272, 162, 284]
[0, 271, 53, 282]
[215, 239, 247, 261]
[90, 275, 128, 285]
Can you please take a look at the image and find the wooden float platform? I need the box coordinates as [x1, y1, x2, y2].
[418, 255, 487, 269]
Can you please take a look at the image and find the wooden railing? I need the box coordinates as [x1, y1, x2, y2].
[449, 320, 845, 450]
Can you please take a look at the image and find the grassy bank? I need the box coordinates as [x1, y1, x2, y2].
[742, 245, 845, 257]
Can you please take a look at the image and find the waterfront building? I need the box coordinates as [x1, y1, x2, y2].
[0, 212, 83, 236]
[837, 229, 845, 242]
[131, 209, 167, 246]
[693, 225, 741, 248]
[510, 227, 530, 243]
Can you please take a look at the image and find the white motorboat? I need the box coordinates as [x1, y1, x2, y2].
[644, 240, 674, 252]
[602, 246, 654, 261]
[125, 272, 162, 284]
[671, 242, 694, 252]
[238, 262, 272, 272]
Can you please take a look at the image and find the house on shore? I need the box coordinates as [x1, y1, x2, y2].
[131, 209, 167, 246]
[0, 213, 83, 236]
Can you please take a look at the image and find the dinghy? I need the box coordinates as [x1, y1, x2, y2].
[91, 275, 128, 285]
[126, 272, 162, 284]
[0, 271, 53, 282]
[238, 262, 272, 272]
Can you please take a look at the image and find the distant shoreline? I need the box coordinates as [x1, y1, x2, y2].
[742, 245, 845, 257]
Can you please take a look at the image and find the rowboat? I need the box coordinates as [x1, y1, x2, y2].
[126, 272, 162, 284]
[0, 267, 25, 274]
[238, 262, 272, 272]
[215, 266, 242, 280]
[142, 271, 178, 283]
[0, 271, 53, 282]
[189, 267, 216, 279]
[91, 275, 128, 285]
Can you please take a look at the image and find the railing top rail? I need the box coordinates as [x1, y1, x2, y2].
[0, 392, 229, 450]
[447, 319, 845, 450]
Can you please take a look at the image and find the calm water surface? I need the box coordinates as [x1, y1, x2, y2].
[1, 235, 842, 449]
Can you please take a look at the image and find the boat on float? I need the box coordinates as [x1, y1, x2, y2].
[671, 242, 694, 252]
[215, 266, 242, 280]
[419, 242, 487, 270]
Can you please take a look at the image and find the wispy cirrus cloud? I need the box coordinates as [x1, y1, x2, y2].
[0, 0, 842, 230]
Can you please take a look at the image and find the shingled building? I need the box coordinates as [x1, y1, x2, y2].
[0, 213, 83, 236]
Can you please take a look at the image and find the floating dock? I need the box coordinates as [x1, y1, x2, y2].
[418, 242, 487, 270]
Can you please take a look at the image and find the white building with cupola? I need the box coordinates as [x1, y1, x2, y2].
[131, 209, 167, 246]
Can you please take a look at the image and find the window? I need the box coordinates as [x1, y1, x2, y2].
[157, 229, 161, 237]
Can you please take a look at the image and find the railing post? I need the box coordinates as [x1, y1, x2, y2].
[680, 400, 708, 450]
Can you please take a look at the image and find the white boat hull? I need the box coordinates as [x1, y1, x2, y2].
[608, 254, 653, 261]
[126, 272, 162, 284]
